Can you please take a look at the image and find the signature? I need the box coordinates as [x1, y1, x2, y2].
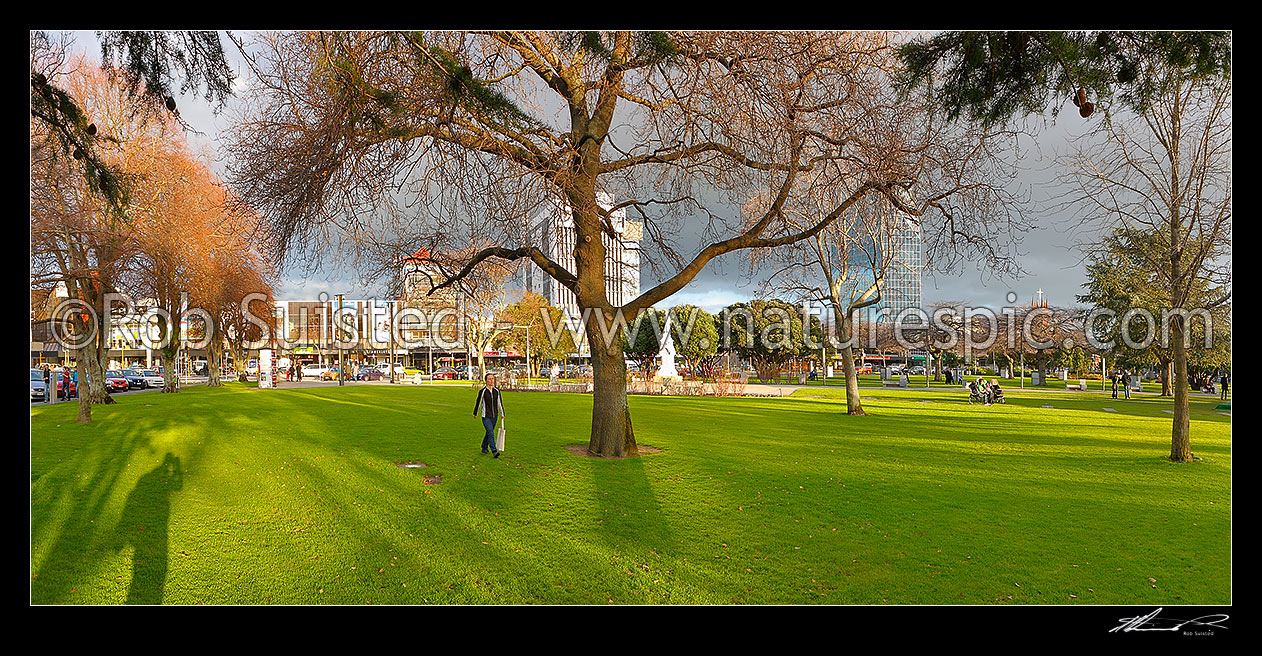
[1111, 608, 1230, 633]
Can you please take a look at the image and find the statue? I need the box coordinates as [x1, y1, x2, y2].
[654, 311, 681, 384]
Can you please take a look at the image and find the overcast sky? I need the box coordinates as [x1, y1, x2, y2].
[65, 31, 1109, 312]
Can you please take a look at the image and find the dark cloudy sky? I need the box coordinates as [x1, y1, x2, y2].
[66, 31, 1108, 312]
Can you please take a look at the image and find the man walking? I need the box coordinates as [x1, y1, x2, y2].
[1221, 372, 1229, 400]
[1123, 370, 1132, 400]
[42, 365, 52, 403]
[473, 373, 504, 458]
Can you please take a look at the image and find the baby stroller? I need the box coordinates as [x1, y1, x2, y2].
[989, 384, 1006, 404]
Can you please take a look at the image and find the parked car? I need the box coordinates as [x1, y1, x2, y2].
[321, 369, 342, 381]
[104, 370, 130, 392]
[855, 365, 875, 375]
[355, 369, 384, 381]
[30, 369, 47, 402]
[908, 366, 926, 376]
[301, 364, 331, 379]
[121, 369, 148, 389]
[140, 369, 165, 387]
[432, 367, 459, 380]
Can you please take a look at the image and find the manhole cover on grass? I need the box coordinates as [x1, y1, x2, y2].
[423, 475, 442, 485]
[1040, 405, 1054, 409]
[1102, 407, 1117, 412]
[395, 461, 429, 469]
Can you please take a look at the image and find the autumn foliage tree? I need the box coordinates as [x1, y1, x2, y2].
[31, 53, 180, 421]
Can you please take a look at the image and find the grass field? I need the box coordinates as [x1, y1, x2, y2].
[30, 382, 1230, 605]
[749, 373, 1182, 394]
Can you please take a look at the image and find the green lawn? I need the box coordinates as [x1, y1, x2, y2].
[749, 373, 1176, 394]
[30, 382, 1230, 604]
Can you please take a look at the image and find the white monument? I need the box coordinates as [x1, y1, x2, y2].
[654, 312, 681, 382]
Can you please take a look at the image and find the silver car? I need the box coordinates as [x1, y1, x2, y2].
[30, 369, 47, 401]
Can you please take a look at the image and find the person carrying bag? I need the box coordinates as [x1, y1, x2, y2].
[473, 373, 505, 458]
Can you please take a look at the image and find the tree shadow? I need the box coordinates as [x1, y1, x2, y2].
[114, 453, 183, 605]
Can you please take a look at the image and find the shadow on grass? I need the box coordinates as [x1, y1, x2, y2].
[586, 450, 676, 553]
[31, 418, 151, 603]
[114, 453, 183, 604]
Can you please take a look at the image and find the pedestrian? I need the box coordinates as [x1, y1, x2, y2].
[550, 362, 560, 387]
[60, 366, 70, 401]
[1110, 371, 1118, 399]
[1220, 372, 1229, 400]
[1122, 370, 1132, 400]
[42, 365, 51, 403]
[473, 373, 504, 458]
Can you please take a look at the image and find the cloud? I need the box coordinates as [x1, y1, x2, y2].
[659, 287, 749, 313]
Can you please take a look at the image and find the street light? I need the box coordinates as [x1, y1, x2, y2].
[336, 293, 345, 387]
[389, 299, 397, 384]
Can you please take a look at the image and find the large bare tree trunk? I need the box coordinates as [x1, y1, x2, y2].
[161, 348, 179, 393]
[206, 314, 223, 387]
[1169, 316, 1192, 462]
[835, 313, 865, 416]
[840, 343, 865, 416]
[586, 319, 637, 457]
[228, 342, 248, 382]
[76, 357, 94, 424]
[206, 340, 223, 387]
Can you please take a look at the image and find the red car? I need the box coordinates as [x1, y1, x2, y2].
[432, 367, 459, 380]
[104, 370, 130, 392]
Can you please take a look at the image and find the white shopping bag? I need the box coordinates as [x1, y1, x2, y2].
[495, 417, 506, 452]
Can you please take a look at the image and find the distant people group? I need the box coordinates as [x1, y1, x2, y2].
[1110, 370, 1134, 400]
[968, 378, 1004, 405]
[38, 364, 74, 403]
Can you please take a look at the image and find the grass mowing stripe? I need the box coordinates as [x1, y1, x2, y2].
[31, 382, 1229, 604]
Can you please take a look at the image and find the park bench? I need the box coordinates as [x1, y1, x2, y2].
[1066, 379, 1087, 391]
[883, 379, 907, 388]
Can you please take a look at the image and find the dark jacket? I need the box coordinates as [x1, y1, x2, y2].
[474, 387, 505, 421]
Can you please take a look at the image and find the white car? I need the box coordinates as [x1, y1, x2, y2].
[301, 364, 331, 378]
[140, 369, 165, 387]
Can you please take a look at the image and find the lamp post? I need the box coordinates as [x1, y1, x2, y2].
[389, 299, 396, 384]
[517, 323, 531, 388]
[336, 293, 345, 387]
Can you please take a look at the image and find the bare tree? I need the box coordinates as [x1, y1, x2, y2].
[459, 257, 516, 378]
[1061, 66, 1230, 462]
[227, 31, 1033, 456]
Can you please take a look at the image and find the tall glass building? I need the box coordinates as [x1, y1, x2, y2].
[878, 215, 923, 323]
[523, 192, 642, 335]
